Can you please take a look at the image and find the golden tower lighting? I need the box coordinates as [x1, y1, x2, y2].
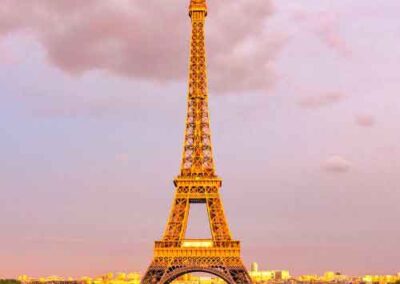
[142, 1, 252, 283]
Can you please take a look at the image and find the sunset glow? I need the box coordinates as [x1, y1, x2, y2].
[1, 0, 399, 279]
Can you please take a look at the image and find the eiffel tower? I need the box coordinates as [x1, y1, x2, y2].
[142, 1, 252, 283]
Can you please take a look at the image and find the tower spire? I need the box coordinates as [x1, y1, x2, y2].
[180, 0, 215, 178]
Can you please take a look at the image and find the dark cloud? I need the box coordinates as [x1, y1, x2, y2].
[0, 0, 285, 94]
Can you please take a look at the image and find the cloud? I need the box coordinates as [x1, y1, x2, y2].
[0, 0, 285, 94]
[355, 114, 376, 127]
[297, 92, 346, 108]
[322, 156, 351, 173]
[115, 153, 130, 163]
[313, 12, 352, 57]
[291, 8, 351, 57]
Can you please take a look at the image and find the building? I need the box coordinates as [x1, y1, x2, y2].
[249, 262, 290, 283]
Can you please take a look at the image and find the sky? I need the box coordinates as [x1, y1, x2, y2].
[1, 0, 400, 279]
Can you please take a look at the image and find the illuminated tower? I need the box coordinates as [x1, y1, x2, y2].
[142, 1, 252, 283]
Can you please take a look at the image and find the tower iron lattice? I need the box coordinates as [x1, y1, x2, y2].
[142, 1, 252, 283]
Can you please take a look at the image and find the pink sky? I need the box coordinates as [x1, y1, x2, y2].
[0, 0, 400, 278]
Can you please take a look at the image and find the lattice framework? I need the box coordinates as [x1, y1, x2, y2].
[142, 1, 252, 283]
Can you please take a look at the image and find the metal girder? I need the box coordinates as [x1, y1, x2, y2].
[142, 1, 252, 283]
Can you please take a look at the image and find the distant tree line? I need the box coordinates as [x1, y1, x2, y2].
[0, 280, 21, 284]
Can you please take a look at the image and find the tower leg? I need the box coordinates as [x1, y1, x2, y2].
[142, 258, 170, 284]
[207, 197, 232, 241]
[163, 198, 189, 241]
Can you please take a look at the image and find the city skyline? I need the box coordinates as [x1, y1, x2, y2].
[9, 263, 400, 280]
[1, 0, 400, 278]
[7, 264, 400, 282]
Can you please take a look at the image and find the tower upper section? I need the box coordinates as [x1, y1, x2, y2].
[180, 0, 216, 179]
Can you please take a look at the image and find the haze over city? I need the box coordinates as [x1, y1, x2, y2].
[1, 0, 399, 279]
